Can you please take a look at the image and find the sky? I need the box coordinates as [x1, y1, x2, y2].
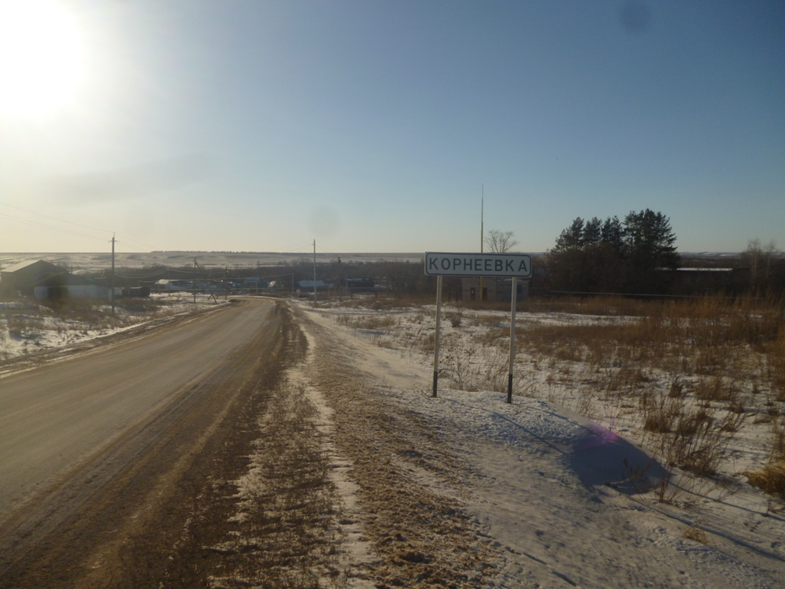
[0, 0, 783, 255]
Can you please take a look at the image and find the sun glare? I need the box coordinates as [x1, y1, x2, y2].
[0, 0, 84, 117]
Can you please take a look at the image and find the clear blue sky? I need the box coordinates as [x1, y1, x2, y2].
[1, 0, 783, 254]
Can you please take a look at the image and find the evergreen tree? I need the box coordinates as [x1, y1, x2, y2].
[582, 217, 602, 245]
[623, 209, 680, 271]
[553, 218, 585, 252]
[601, 216, 624, 250]
[547, 209, 679, 294]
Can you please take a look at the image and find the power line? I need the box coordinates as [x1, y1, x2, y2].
[0, 200, 342, 255]
[0, 201, 162, 251]
[0, 212, 108, 242]
[0, 201, 111, 238]
[113, 232, 157, 251]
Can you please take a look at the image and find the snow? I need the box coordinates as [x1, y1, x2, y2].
[298, 299, 785, 588]
[3, 293, 783, 586]
[0, 293, 226, 372]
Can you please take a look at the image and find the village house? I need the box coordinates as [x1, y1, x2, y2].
[0, 260, 66, 297]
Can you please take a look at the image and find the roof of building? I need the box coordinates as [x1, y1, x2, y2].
[1, 259, 63, 274]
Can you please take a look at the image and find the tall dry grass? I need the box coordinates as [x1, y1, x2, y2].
[521, 295, 784, 390]
[326, 293, 785, 499]
[519, 295, 783, 489]
[746, 415, 785, 500]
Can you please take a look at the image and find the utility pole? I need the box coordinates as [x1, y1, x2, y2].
[313, 239, 317, 305]
[110, 233, 116, 315]
[193, 257, 198, 303]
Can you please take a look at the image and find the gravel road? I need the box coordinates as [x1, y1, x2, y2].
[0, 299, 498, 588]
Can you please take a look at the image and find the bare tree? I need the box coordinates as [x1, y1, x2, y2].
[485, 230, 519, 253]
[743, 238, 778, 291]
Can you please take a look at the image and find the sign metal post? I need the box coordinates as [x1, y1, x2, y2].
[425, 252, 531, 403]
[432, 275, 443, 397]
[508, 277, 518, 403]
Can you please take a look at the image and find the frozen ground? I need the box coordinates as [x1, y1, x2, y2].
[298, 299, 785, 588]
[0, 292, 226, 371]
[2, 294, 783, 587]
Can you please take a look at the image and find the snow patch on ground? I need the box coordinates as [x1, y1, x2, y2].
[0, 293, 227, 372]
[298, 300, 785, 588]
[292, 326, 379, 587]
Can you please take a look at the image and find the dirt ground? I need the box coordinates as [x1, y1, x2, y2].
[0, 300, 496, 588]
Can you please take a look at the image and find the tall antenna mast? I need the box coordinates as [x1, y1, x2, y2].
[480, 185, 484, 302]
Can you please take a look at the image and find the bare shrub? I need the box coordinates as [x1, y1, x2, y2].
[668, 378, 684, 398]
[693, 376, 728, 402]
[682, 523, 710, 545]
[642, 391, 682, 434]
[727, 399, 745, 415]
[337, 313, 396, 331]
[479, 327, 509, 346]
[522, 296, 652, 317]
[654, 405, 745, 476]
[470, 313, 502, 328]
[418, 332, 435, 353]
[480, 348, 515, 393]
[746, 419, 785, 499]
[441, 344, 478, 391]
[771, 326, 785, 401]
[746, 461, 785, 499]
[445, 311, 463, 328]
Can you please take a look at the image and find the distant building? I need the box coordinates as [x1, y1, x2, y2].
[346, 277, 376, 292]
[154, 279, 193, 292]
[243, 277, 269, 289]
[0, 260, 66, 296]
[297, 280, 329, 291]
[461, 277, 529, 303]
[32, 273, 113, 301]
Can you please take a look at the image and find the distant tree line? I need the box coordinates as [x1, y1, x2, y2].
[99, 214, 782, 300]
[545, 209, 680, 294]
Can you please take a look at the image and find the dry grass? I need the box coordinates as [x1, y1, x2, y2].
[746, 419, 785, 499]
[335, 313, 397, 331]
[327, 294, 785, 501]
[518, 296, 783, 484]
[682, 523, 710, 544]
[331, 293, 434, 310]
[746, 460, 785, 499]
[520, 295, 657, 317]
[513, 296, 782, 494]
[521, 295, 783, 380]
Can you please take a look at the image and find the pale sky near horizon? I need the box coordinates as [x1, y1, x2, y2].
[0, 0, 783, 255]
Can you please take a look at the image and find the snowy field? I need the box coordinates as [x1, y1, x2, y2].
[299, 295, 785, 588]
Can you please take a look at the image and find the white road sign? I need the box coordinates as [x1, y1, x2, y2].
[425, 252, 532, 278]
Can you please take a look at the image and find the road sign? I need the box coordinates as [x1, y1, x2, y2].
[424, 252, 532, 278]
[425, 252, 533, 401]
